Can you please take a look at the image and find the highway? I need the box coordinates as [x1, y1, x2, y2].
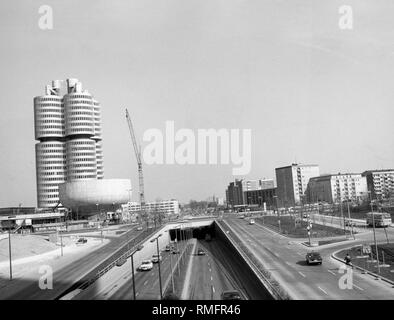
[5, 225, 148, 299]
[222, 217, 394, 300]
[187, 240, 241, 300]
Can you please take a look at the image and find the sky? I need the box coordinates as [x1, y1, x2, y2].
[0, 0, 394, 207]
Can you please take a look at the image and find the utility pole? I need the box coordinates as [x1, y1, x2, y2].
[369, 192, 380, 274]
[8, 227, 12, 281]
[346, 201, 354, 239]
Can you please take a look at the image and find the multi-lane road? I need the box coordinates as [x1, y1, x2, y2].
[222, 216, 394, 300]
[4, 225, 149, 299]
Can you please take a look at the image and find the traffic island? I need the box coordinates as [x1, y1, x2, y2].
[256, 216, 353, 238]
[332, 243, 394, 284]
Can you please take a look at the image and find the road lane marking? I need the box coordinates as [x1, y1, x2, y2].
[353, 284, 364, 291]
[210, 276, 213, 281]
[209, 268, 211, 272]
[143, 280, 148, 286]
[298, 271, 306, 278]
[285, 261, 291, 266]
[212, 286, 215, 293]
[136, 292, 139, 296]
[317, 286, 328, 295]
[327, 270, 336, 276]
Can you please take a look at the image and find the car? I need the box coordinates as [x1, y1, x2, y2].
[165, 245, 171, 252]
[172, 248, 180, 254]
[137, 226, 143, 231]
[239, 215, 245, 219]
[305, 251, 322, 265]
[303, 213, 309, 219]
[138, 260, 153, 271]
[220, 290, 243, 300]
[151, 254, 162, 263]
[116, 257, 127, 267]
[76, 238, 87, 244]
[197, 248, 205, 255]
[345, 220, 355, 227]
[249, 219, 255, 225]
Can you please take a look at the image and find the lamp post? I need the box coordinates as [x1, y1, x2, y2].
[273, 195, 280, 233]
[368, 192, 380, 274]
[130, 244, 143, 300]
[346, 200, 354, 239]
[150, 234, 163, 299]
[8, 227, 12, 281]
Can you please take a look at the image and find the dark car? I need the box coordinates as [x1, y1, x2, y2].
[116, 257, 127, 267]
[220, 290, 243, 300]
[172, 248, 180, 254]
[76, 238, 87, 244]
[305, 251, 322, 265]
[197, 248, 205, 255]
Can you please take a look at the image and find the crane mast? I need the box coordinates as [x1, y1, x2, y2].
[125, 108, 145, 206]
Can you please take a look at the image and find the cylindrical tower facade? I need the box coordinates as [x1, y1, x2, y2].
[34, 95, 64, 140]
[66, 138, 97, 180]
[64, 92, 95, 137]
[35, 141, 66, 207]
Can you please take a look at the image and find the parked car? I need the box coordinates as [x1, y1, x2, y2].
[197, 248, 205, 255]
[137, 226, 143, 231]
[305, 251, 323, 265]
[138, 260, 153, 271]
[172, 248, 180, 254]
[165, 245, 171, 252]
[249, 219, 255, 225]
[221, 290, 243, 300]
[151, 254, 162, 263]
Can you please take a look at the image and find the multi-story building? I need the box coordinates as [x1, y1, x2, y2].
[244, 188, 276, 209]
[307, 173, 368, 204]
[34, 79, 104, 208]
[225, 178, 275, 207]
[122, 200, 180, 215]
[362, 169, 394, 200]
[226, 179, 245, 207]
[275, 163, 320, 207]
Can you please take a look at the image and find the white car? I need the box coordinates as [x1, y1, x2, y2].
[136, 226, 143, 231]
[138, 260, 153, 271]
[249, 219, 255, 225]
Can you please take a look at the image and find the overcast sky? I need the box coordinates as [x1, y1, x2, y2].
[0, 0, 394, 207]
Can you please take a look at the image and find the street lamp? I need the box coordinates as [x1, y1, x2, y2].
[368, 191, 380, 274]
[150, 234, 163, 299]
[129, 244, 143, 300]
[273, 195, 281, 233]
[8, 226, 12, 281]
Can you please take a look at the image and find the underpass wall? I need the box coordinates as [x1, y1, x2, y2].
[212, 221, 274, 300]
[214, 220, 288, 300]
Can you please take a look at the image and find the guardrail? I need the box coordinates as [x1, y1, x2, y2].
[216, 220, 291, 300]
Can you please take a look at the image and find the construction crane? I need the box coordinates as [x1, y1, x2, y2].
[125, 108, 145, 208]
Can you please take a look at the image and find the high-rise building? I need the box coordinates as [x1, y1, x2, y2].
[275, 163, 320, 206]
[306, 173, 368, 204]
[362, 169, 394, 200]
[34, 79, 104, 208]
